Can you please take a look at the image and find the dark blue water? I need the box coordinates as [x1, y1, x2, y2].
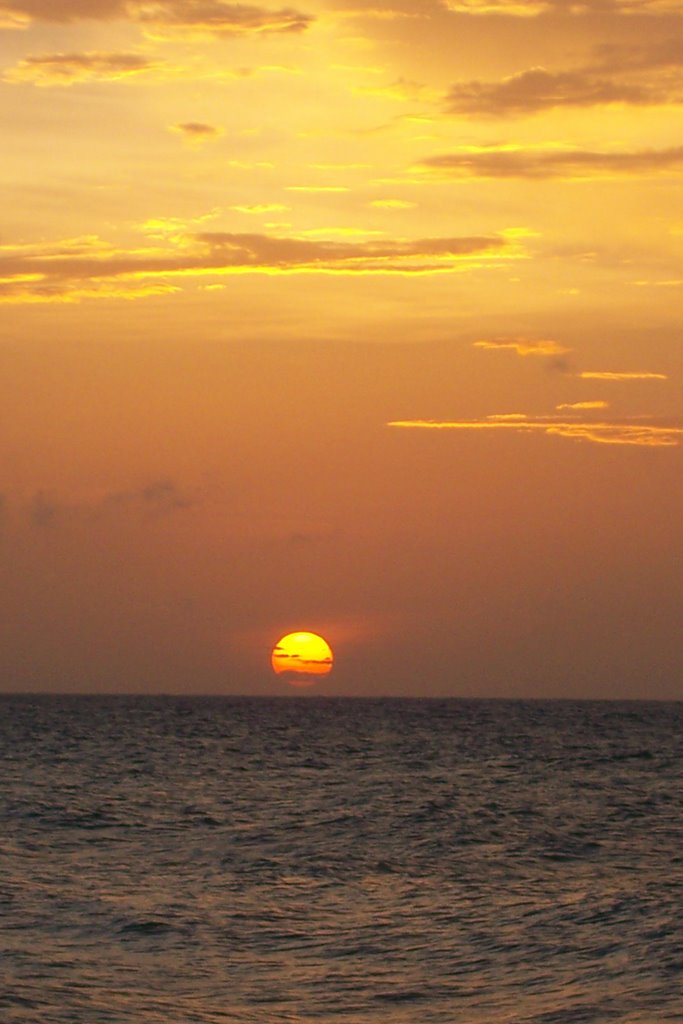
[1, 696, 681, 1023]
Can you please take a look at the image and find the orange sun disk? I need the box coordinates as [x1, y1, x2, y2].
[271, 631, 334, 687]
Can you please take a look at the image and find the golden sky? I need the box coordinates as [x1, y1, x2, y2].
[1, 0, 682, 697]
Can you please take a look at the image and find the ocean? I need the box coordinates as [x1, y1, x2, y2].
[1, 696, 681, 1024]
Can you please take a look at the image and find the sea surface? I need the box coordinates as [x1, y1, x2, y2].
[1, 696, 681, 1024]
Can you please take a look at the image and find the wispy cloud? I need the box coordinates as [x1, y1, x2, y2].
[579, 371, 668, 381]
[369, 199, 417, 209]
[230, 203, 290, 214]
[444, 67, 670, 117]
[0, 229, 511, 303]
[442, 34, 683, 118]
[5, 51, 160, 85]
[23, 479, 199, 529]
[387, 417, 683, 448]
[0, 1, 314, 35]
[170, 122, 223, 145]
[556, 400, 609, 410]
[447, 0, 683, 12]
[419, 145, 683, 180]
[473, 337, 571, 357]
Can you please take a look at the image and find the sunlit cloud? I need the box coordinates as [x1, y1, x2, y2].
[4, 52, 281, 87]
[134, 1, 314, 39]
[444, 67, 669, 117]
[474, 337, 572, 357]
[579, 371, 668, 381]
[0, 7, 30, 27]
[556, 400, 609, 410]
[284, 185, 352, 193]
[0, 1, 314, 34]
[419, 146, 683, 180]
[4, 51, 161, 85]
[486, 412, 529, 419]
[230, 203, 290, 214]
[444, 0, 683, 17]
[369, 199, 417, 208]
[444, 0, 548, 14]
[387, 417, 683, 447]
[0, 229, 512, 304]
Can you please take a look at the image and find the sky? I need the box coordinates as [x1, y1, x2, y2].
[1, 0, 682, 699]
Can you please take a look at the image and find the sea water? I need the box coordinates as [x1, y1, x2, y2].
[1, 696, 681, 1023]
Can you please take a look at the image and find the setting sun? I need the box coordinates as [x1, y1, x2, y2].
[271, 632, 334, 687]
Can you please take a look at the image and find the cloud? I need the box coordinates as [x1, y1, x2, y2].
[387, 418, 683, 448]
[326, 0, 440, 19]
[556, 400, 609, 410]
[442, 35, 683, 119]
[474, 337, 572, 357]
[131, 0, 313, 38]
[5, 52, 160, 85]
[102, 479, 197, 514]
[369, 199, 417, 208]
[419, 146, 683, 180]
[445, 67, 661, 116]
[230, 203, 290, 214]
[579, 371, 668, 381]
[170, 122, 223, 144]
[28, 491, 59, 528]
[0, 1, 126, 22]
[443, 0, 683, 16]
[443, 0, 548, 13]
[0, 229, 510, 302]
[0, 1, 314, 35]
[23, 479, 198, 528]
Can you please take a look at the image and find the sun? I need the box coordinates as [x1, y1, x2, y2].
[271, 631, 334, 687]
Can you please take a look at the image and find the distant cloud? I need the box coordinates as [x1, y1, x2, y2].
[579, 371, 668, 380]
[474, 337, 571, 357]
[387, 418, 683, 448]
[443, 35, 683, 119]
[230, 203, 290, 214]
[132, 0, 313, 38]
[443, 0, 683, 17]
[556, 400, 609, 410]
[28, 491, 59, 528]
[419, 146, 683, 180]
[0, 1, 314, 35]
[443, 0, 548, 13]
[0, 229, 510, 303]
[23, 479, 198, 529]
[327, 0, 439, 19]
[0, 0, 125, 23]
[369, 199, 417, 209]
[102, 479, 197, 514]
[445, 67, 660, 116]
[170, 122, 223, 144]
[5, 52, 160, 85]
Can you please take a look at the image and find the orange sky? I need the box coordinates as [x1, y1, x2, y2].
[1, 0, 682, 697]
